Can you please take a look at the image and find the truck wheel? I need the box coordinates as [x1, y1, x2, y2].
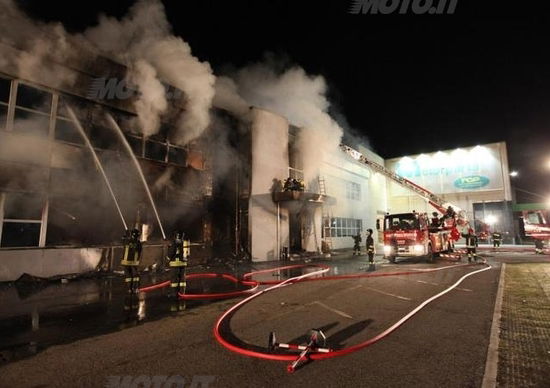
[426, 245, 434, 263]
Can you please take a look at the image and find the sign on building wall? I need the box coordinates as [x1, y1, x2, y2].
[386, 144, 505, 195]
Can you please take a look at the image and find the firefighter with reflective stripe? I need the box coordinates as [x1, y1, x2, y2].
[121, 229, 142, 293]
[366, 229, 375, 270]
[461, 228, 478, 262]
[167, 231, 189, 296]
[492, 232, 502, 248]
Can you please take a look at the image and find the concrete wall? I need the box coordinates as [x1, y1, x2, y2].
[321, 149, 388, 250]
[248, 108, 290, 262]
[0, 247, 103, 282]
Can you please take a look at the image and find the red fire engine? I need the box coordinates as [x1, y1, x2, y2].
[382, 212, 457, 263]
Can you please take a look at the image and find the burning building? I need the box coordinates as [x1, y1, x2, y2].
[0, 0, 515, 282]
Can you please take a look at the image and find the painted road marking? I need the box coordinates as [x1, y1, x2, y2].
[455, 287, 473, 292]
[416, 280, 439, 286]
[311, 301, 354, 319]
[361, 286, 412, 301]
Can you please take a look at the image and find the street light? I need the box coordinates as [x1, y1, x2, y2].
[509, 171, 518, 177]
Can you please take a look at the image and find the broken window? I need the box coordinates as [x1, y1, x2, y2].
[16, 83, 51, 113]
[126, 134, 143, 157]
[168, 146, 186, 166]
[1, 192, 44, 247]
[145, 140, 167, 162]
[13, 109, 50, 137]
[0, 77, 11, 103]
[0, 104, 7, 130]
[1, 222, 41, 247]
[55, 118, 83, 145]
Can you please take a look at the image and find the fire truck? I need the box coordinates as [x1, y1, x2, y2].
[519, 209, 550, 240]
[382, 212, 455, 263]
[338, 145, 466, 262]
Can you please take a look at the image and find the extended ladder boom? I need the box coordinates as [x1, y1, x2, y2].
[339, 145, 451, 215]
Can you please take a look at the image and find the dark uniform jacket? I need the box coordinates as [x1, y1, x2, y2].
[461, 233, 478, 248]
[168, 238, 187, 267]
[366, 235, 375, 253]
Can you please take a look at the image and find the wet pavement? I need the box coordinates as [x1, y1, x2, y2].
[0, 267, 255, 365]
[1, 249, 548, 382]
[0, 251, 548, 387]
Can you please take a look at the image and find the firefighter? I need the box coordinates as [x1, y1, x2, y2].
[366, 229, 375, 270]
[283, 177, 293, 192]
[446, 206, 456, 219]
[534, 239, 544, 254]
[352, 233, 362, 255]
[461, 228, 478, 262]
[167, 231, 189, 296]
[492, 231, 502, 248]
[121, 228, 142, 293]
[431, 212, 441, 228]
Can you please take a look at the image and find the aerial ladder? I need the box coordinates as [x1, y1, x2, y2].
[339, 145, 468, 236]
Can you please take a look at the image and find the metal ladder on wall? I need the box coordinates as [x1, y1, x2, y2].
[318, 177, 333, 253]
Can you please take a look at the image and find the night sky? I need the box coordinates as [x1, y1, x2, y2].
[17, 0, 550, 202]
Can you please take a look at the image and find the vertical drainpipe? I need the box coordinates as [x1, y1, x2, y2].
[278, 199, 283, 261]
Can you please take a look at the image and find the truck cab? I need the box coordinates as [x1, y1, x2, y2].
[383, 212, 452, 263]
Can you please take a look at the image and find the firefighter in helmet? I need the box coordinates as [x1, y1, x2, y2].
[431, 212, 441, 228]
[366, 229, 375, 270]
[352, 232, 362, 255]
[461, 228, 478, 262]
[121, 228, 142, 293]
[492, 231, 502, 249]
[167, 231, 189, 296]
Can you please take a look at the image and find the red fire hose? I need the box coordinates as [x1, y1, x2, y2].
[139, 273, 259, 299]
[214, 262, 491, 363]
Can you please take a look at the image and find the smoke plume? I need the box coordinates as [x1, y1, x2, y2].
[84, 0, 216, 144]
[215, 60, 344, 184]
[0, 0, 77, 89]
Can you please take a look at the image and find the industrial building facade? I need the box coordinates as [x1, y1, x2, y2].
[0, 47, 514, 281]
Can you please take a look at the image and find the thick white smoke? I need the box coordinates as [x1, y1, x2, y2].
[0, 0, 77, 89]
[84, 0, 216, 144]
[216, 62, 344, 184]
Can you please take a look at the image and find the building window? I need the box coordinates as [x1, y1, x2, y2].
[346, 181, 361, 201]
[168, 145, 186, 166]
[0, 192, 44, 247]
[288, 125, 304, 181]
[126, 134, 143, 157]
[16, 83, 52, 113]
[145, 140, 167, 162]
[0, 78, 10, 130]
[13, 83, 52, 138]
[55, 118, 83, 145]
[0, 77, 11, 103]
[324, 217, 362, 238]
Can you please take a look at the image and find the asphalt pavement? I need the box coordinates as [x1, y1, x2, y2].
[0, 252, 547, 387]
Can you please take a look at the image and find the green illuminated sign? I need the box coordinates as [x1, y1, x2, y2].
[454, 175, 490, 190]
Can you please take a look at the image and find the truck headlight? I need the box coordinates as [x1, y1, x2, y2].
[413, 244, 424, 253]
[383, 245, 392, 255]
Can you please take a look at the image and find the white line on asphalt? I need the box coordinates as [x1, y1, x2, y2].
[311, 301, 354, 319]
[416, 280, 439, 286]
[454, 287, 473, 292]
[482, 263, 505, 388]
[361, 286, 412, 301]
